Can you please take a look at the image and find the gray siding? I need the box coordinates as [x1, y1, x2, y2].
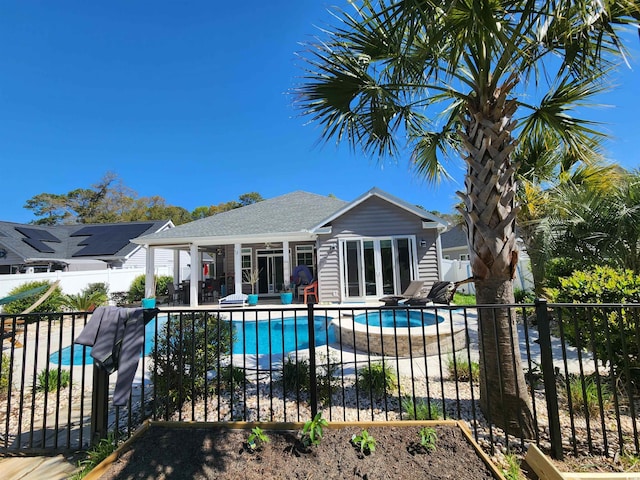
[317, 196, 441, 303]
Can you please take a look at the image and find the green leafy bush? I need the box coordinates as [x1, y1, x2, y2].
[401, 397, 442, 420]
[36, 369, 71, 393]
[316, 353, 340, 405]
[152, 312, 233, 412]
[63, 283, 109, 312]
[547, 266, 640, 378]
[71, 433, 118, 480]
[0, 354, 10, 395]
[128, 274, 173, 302]
[514, 288, 535, 303]
[446, 356, 480, 382]
[567, 375, 611, 418]
[358, 362, 398, 398]
[1, 281, 64, 315]
[279, 355, 310, 393]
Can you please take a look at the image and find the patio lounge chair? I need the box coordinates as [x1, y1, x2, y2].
[379, 280, 425, 306]
[218, 293, 248, 307]
[404, 278, 476, 306]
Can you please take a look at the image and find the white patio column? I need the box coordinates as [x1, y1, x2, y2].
[233, 243, 242, 295]
[282, 240, 290, 289]
[173, 249, 180, 283]
[190, 243, 199, 307]
[145, 245, 155, 298]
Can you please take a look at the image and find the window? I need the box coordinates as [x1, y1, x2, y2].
[444, 255, 450, 260]
[241, 248, 252, 282]
[460, 254, 470, 261]
[295, 245, 315, 277]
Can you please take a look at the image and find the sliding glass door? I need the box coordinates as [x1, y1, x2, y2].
[341, 237, 416, 300]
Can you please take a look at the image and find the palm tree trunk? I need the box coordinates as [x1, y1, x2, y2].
[458, 76, 536, 439]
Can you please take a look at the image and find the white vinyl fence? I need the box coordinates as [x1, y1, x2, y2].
[0, 266, 172, 300]
[441, 255, 534, 295]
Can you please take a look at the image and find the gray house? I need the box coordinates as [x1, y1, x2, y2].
[133, 188, 448, 305]
[0, 220, 173, 274]
[440, 225, 470, 261]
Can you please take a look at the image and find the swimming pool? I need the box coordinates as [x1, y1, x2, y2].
[232, 316, 334, 355]
[353, 310, 442, 328]
[50, 315, 334, 366]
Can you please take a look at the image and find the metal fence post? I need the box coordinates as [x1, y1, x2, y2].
[307, 301, 317, 417]
[90, 365, 110, 446]
[535, 298, 563, 460]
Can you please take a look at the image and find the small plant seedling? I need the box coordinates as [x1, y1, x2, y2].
[247, 426, 270, 452]
[351, 429, 376, 454]
[418, 427, 437, 452]
[302, 412, 328, 447]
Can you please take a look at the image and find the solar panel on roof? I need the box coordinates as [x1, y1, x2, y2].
[15, 226, 61, 253]
[15, 227, 61, 243]
[70, 223, 154, 256]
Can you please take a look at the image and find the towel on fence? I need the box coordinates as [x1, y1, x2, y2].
[75, 306, 146, 406]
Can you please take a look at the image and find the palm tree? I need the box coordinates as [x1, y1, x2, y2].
[515, 134, 623, 296]
[296, 0, 639, 437]
[552, 169, 640, 274]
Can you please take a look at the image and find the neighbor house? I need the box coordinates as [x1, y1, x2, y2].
[0, 220, 175, 274]
[132, 188, 448, 305]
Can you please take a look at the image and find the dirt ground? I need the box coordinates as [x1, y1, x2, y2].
[94, 424, 504, 480]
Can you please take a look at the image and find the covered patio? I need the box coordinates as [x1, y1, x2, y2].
[132, 189, 447, 307]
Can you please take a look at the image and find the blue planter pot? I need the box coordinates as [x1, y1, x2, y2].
[280, 292, 293, 305]
[247, 294, 259, 306]
[142, 298, 156, 309]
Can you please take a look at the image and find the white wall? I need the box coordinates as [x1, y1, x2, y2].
[441, 255, 534, 295]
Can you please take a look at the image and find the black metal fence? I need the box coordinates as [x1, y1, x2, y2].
[1, 301, 638, 460]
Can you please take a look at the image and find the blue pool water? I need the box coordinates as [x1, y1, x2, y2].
[50, 315, 334, 365]
[354, 310, 442, 328]
[232, 316, 334, 355]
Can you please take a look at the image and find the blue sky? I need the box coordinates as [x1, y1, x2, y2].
[1, 2, 638, 224]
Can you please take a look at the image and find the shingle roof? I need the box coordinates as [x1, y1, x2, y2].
[136, 191, 349, 242]
[0, 220, 169, 261]
[440, 224, 468, 249]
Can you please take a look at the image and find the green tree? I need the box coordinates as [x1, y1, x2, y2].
[24, 172, 192, 225]
[552, 169, 640, 274]
[515, 135, 623, 296]
[296, 0, 639, 437]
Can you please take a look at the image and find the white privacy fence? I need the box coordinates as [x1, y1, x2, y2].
[0, 266, 173, 299]
[441, 256, 534, 294]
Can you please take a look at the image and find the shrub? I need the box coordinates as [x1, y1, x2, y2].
[316, 353, 340, 405]
[358, 362, 398, 398]
[502, 453, 524, 480]
[36, 369, 71, 393]
[128, 274, 173, 302]
[216, 365, 246, 392]
[63, 283, 109, 312]
[401, 396, 442, 420]
[279, 355, 310, 393]
[152, 312, 233, 412]
[446, 356, 480, 382]
[71, 432, 118, 480]
[567, 375, 611, 418]
[547, 266, 640, 378]
[0, 354, 10, 394]
[1, 281, 64, 315]
[514, 288, 535, 304]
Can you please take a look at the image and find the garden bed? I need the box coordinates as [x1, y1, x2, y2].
[87, 420, 505, 480]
